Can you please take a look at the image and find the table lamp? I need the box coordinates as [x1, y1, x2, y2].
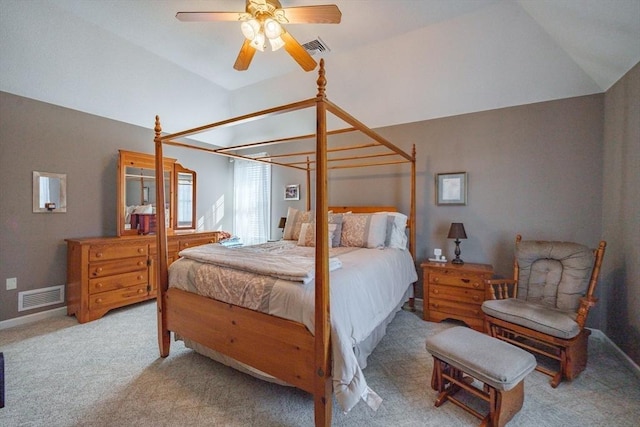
[447, 222, 467, 265]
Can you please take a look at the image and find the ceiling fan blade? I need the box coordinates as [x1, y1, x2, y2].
[176, 12, 242, 22]
[281, 32, 317, 72]
[234, 39, 256, 71]
[278, 5, 341, 24]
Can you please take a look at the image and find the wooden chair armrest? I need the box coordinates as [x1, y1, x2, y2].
[485, 279, 518, 300]
[576, 296, 599, 328]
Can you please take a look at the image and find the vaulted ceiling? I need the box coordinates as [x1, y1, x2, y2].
[1, 0, 639, 147]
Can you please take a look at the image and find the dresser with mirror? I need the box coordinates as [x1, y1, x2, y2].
[66, 150, 220, 323]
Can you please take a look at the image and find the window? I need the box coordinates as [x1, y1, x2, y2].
[233, 154, 271, 246]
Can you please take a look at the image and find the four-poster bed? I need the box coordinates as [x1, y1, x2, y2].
[154, 60, 417, 426]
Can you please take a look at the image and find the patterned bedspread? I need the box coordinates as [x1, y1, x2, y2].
[168, 240, 418, 413]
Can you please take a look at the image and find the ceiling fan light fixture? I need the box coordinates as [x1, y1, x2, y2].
[269, 35, 285, 51]
[240, 18, 260, 41]
[264, 18, 282, 39]
[250, 31, 266, 51]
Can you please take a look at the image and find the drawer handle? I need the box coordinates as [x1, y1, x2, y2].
[473, 295, 480, 301]
[137, 275, 143, 280]
[138, 248, 145, 253]
[183, 243, 190, 247]
[473, 283, 480, 289]
[433, 289, 439, 294]
[137, 289, 144, 294]
[433, 277, 439, 283]
[137, 261, 145, 267]
[96, 252, 103, 258]
[96, 283, 103, 289]
[432, 303, 439, 308]
[461, 278, 470, 283]
[96, 298, 103, 303]
[473, 310, 480, 315]
[96, 267, 103, 273]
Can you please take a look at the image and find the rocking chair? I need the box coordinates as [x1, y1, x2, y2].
[482, 235, 606, 387]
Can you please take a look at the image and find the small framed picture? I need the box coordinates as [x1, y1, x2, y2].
[284, 184, 300, 201]
[436, 172, 467, 205]
[143, 187, 150, 203]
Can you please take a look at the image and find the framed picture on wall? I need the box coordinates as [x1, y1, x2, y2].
[284, 184, 300, 201]
[436, 172, 467, 205]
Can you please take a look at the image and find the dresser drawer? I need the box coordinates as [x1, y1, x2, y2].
[179, 237, 218, 250]
[90, 244, 147, 261]
[430, 285, 484, 305]
[89, 270, 148, 294]
[429, 298, 483, 319]
[89, 284, 149, 310]
[429, 273, 486, 290]
[88, 256, 147, 278]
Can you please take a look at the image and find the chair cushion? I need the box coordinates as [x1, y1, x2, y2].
[425, 326, 536, 391]
[482, 298, 580, 339]
[517, 240, 594, 311]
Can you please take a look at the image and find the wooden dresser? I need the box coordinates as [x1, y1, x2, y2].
[421, 261, 493, 332]
[66, 231, 220, 323]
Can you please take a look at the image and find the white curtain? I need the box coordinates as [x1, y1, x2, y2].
[233, 154, 271, 246]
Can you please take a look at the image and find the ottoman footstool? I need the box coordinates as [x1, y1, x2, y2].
[425, 326, 536, 427]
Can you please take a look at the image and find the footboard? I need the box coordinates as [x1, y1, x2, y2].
[164, 288, 316, 393]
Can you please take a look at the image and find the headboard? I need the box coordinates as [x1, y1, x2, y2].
[329, 206, 398, 214]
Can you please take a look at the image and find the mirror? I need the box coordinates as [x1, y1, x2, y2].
[117, 150, 196, 236]
[174, 164, 196, 230]
[33, 171, 67, 213]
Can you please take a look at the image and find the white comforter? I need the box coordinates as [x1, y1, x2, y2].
[169, 240, 418, 413]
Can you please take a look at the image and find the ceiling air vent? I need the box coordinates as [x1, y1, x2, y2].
[303, 37, 330, 56]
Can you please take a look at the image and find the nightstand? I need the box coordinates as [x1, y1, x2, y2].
[421, 261, 493, 332]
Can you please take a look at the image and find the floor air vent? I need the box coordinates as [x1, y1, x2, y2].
[302, 37, 330, 55]
[18, 285, 65, 311]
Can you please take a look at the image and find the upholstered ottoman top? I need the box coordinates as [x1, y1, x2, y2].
[425, 326, 536, 391]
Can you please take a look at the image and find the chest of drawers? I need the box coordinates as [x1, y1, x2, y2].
[421, 261, 493, 332]
[66, 231, 220, 323]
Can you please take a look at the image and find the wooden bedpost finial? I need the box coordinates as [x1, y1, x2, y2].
[316, 59, 326, 98]
[154, 115, 162, 141]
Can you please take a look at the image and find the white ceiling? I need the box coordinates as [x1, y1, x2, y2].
[1, 0, 639, 147]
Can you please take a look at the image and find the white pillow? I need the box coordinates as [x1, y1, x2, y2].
[340, 213, 388, 249]
[382, 212, 408, 250]
[297, 223, 337, 247]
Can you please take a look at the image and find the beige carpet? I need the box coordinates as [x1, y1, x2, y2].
[1, 301, 639, 426]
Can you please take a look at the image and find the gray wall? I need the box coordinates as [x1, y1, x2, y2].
[0, 92, 232, 321]
[602, 62, 640, 363]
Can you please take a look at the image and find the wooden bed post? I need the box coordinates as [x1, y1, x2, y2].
[314, 59, 332, 427]
[410, 144, 416, 258]
[154, 116, 171, 357]
[306, 156, 311, 211]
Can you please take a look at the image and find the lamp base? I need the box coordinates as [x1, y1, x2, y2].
[452, 257, 464, 265]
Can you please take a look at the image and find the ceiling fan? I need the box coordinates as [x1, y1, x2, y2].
[176, 0, 342, 72]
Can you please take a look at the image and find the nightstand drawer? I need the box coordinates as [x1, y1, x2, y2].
[429, 298, 483, 319]
[430, 285, 484, 305]
[429, 274, 486, 290]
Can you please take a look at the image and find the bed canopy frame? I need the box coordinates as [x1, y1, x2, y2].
[153, 60, 416, 426]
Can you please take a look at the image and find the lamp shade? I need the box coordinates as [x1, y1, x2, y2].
[278, 217, 287, 229]
[447, 223, 467, 239]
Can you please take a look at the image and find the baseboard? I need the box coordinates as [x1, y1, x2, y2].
[589, 328, 640, 380]
[0, 306, 67, 330]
